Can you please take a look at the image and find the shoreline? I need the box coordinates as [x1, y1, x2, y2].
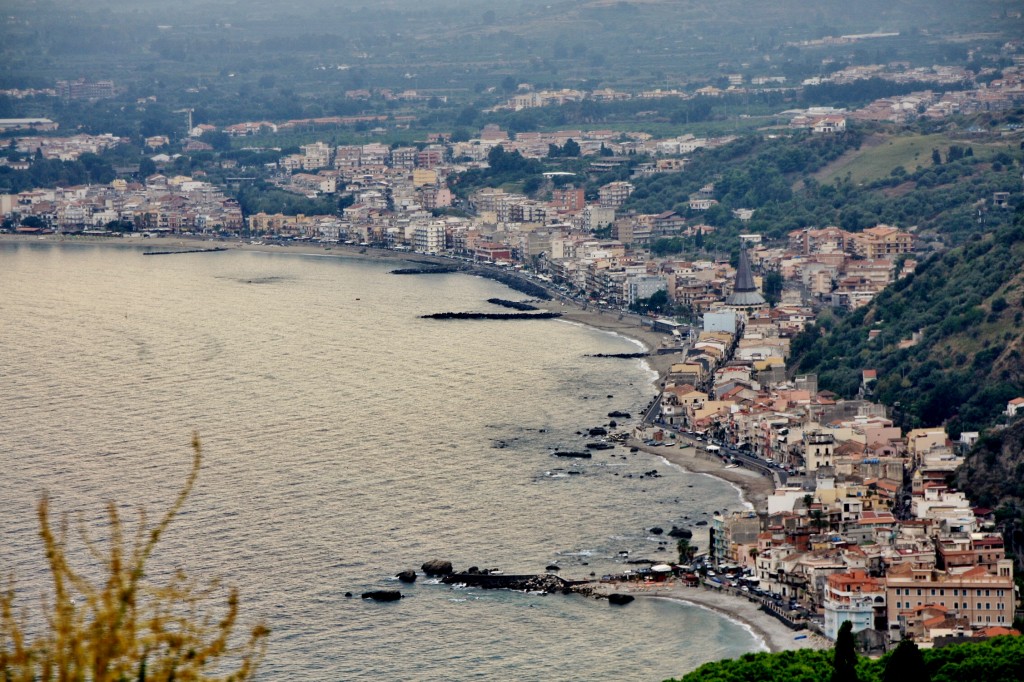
[5, 233, 803, 657]
[589, 581, 829, 653]
[3, 235, 768, 508]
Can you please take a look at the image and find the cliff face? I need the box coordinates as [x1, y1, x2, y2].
[956, 418, 1024, 571]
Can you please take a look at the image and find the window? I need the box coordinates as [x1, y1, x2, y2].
[953, 589, 958, 596]
[986, 590, 991, 597]
[939, 589, 945, 596]
[930, 589, 936, 596]
[917, 589, 922, 596]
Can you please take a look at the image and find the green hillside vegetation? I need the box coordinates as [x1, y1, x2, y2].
[669, 635, 1024, 682]
[621, 119, 1023, 255]
[790, 218, 1024, 435]
[816, 133, 1018, 185]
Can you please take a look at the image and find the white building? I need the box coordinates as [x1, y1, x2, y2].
[413, 222, 446, 254]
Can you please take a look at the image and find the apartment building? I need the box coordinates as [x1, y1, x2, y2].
[886, 560, 1015, 629]
[598, 181, 634, 208]
[823, 570, 886, 639]
[852, 225, 913, 260]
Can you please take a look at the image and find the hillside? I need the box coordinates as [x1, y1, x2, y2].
[956, 418, 1024, 572]
[814, 133, 1018, 186]
[790, 218, 1024, 436]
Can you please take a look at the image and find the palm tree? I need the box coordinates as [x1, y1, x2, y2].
[677, 539, 697, 564]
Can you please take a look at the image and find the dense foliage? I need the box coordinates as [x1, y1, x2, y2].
[0, 154, 117, 193]
[623, 126, 1023, 251]
[671, 635, 1024, 682]
[448, 146, 545, 197]
[790, 219, 1024, 435]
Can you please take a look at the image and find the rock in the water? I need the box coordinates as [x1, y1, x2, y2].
[362, 590, 402, 602]
[668, 527, 693, 539]
[649, 527, 664, 535]
[589, 427, 608, 436]
[546, 564, 560, 571]
[396, 570, 417, 583]
[345, 592, 353, 598]
[421, 559, 454, 576]
[608, 593, 635, 605]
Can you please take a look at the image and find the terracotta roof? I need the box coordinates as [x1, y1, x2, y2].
[979, 626, 1021, 637]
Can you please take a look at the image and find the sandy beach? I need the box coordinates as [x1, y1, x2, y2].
[590, 581, 829, 654]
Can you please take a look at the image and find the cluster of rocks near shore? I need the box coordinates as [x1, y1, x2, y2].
[358, 559, 636, 606]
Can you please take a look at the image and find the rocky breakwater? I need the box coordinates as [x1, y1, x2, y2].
[487, 298, 539, 311]
[362, 590, 403, 602]
[390, 266, 463, 275]
[421, 311, 562, 320]
[441, 571, 580, 594]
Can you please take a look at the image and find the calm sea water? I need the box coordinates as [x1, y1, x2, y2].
[0, 242, 759, 680]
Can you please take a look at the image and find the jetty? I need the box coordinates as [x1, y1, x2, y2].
[421, 311, 562, 320]
[487, 298, 539, 311]
[441, 572, 584, 593]
[142, 247, 228, 256]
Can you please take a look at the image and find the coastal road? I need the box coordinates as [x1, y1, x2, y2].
[653, 426, 788, 487]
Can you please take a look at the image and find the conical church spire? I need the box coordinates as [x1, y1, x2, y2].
[734, 247, 758, 293]
[724, 244, 767, 310]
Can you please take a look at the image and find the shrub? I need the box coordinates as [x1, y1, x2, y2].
[0, 435, 268, 681]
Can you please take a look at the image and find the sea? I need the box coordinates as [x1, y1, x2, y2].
[0, 241, 761, 681]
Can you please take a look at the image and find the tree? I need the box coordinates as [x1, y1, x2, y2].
[0, 435, 268, 681]
[203, 131, 232, 152]
[677, 539, 697, 564]
[831, 620, 859, 682]
[763, 267, 784, 305]
[932, 148, 942, 165]
[883, 639, 928, 682]
[561, 138, 580, 157]
[138, 157, 157, 178]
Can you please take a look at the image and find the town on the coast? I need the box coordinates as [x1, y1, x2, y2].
[624, 247, 1020, 651]
[3, 4, 1024, 674]
[5, 132, 1021, 651]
